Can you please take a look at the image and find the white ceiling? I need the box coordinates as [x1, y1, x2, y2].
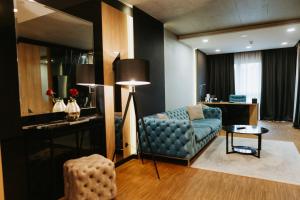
[14, 0, 93, 50]
[123, 0, 300, 54]
[180, 23, 300, 55]
[123, 0, 300, 35]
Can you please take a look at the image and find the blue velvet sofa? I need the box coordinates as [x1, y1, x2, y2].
[139, 106, 222, 164]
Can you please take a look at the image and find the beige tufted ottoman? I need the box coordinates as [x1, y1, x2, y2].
[63, 154, 117, 200]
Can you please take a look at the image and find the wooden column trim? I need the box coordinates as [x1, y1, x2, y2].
[0, 147, 5, 200]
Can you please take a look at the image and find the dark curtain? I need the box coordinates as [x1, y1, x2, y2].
[207, 53, 235, 101]
[293, 44, 300, 128]
[261, 47, 297, 121]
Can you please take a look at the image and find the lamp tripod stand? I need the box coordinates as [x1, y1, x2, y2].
[112, 86, 160, 179]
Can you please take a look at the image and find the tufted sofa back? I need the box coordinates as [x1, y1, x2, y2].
[165, 107, 189, 120]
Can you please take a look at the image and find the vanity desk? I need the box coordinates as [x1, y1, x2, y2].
[21, 112, 105, 200]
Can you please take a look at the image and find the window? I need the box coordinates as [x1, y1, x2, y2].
[234, 51, 262, 103]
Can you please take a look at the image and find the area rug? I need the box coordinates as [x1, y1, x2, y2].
[191, 136, 300, 185]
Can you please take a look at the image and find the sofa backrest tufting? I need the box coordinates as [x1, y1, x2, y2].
[165, 107, 189, 120]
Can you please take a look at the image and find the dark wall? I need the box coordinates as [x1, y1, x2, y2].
[0, 0, 21, 140]
[0, 0, 27, 199]
[133, 7, 165, 116]
[196, 50, 207, 102]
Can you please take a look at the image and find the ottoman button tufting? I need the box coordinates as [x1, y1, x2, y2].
[63, 154, 117, 200]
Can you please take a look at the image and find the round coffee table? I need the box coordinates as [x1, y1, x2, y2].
[223, 125, 269, 158]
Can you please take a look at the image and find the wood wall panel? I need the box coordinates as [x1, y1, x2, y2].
[102, 2, 128, 86]
[104, 86, 115, 160]
[102, 2, 134, 160]
[17, 43, 52, 116]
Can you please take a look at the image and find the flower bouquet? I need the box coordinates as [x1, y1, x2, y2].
[65, 88, 81, 121]
[46, 89, 66, 112]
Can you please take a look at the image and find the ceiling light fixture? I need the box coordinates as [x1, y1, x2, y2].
[246, 40, 254, 49]
[215, 49, 221, 52]
[202, 39, 209, 43]
[241, 35, 248, 38]
[13, 8, 18, 13]
[28, 0, 35, 2]
[281, 42, 288, 45]
[287, 27, 295, 32]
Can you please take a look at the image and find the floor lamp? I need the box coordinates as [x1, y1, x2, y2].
[113, 58, 160, 179]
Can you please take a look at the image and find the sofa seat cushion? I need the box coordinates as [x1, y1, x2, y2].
[192, 119, 221, 132]
[194, 127, 211, 142]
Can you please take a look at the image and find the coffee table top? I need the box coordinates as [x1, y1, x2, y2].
[223, 125, 269, 135]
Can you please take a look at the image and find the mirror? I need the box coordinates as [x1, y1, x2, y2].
[14, 0, 94, 116]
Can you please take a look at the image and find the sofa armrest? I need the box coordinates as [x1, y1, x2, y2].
[138, 118, 196, 158]
[203, 107, 222, 120]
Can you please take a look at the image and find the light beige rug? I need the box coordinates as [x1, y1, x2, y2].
[192, 136, 300, 185]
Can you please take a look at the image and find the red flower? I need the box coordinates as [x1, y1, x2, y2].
[69, 88, 79, 97]
[46, 89, 55, 96]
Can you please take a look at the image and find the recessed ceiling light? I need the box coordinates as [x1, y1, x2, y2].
[28, 0, 35, 2]
[13, 8, 18, 13]
[202, 39, 209, 43]
[241, 35, 248, 38]
[281, 42, 288, 45]
[215, 49, 221, 52]
[287, 27, 295, 32]
[246, 45, 252, 49]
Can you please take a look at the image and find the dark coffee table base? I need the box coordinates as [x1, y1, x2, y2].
[226, 132, 262, 158]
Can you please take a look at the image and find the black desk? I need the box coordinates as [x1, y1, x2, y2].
[202, 102, 258, 125]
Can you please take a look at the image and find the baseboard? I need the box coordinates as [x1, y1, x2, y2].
[115, 154, 138, 167]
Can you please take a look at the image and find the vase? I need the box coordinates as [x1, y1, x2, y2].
[52, 99, 66, 113]
[65, 100, 81, 121]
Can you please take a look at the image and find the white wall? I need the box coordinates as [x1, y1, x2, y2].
[164, 29, 196, 110]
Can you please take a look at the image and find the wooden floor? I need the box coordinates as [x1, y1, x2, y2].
[116, 121, 300, 200]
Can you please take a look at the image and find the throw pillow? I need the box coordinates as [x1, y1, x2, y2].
[187, 104, 205, 120]
[157, 113, 169, 120]
[200, 103, 210, 109]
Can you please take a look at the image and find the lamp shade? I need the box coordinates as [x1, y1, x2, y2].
[115, 59, 150, 86]
[76, 64, 95, 86]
